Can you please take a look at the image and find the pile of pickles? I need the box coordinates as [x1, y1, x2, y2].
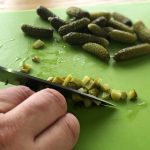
[47, 74, 137, 107]
[21, 6, 150, 62]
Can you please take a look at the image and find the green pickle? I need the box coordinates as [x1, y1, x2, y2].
[88, 23, 107, 37]
[66, 6, 90, 19]
[90, 12, 111, 20]
[48, 17, 66, 30]
[108, 19, 133, 33]
[114, 43, 150, 61]
[82, 42, 110, 61]
[134, 21, 150, 43]
[58, 17, 90, 36]
[108, 29, 137, 43]
[112, 12, 132, 26]
[63, 32, 109, 47]
[91, 16, 108, 27]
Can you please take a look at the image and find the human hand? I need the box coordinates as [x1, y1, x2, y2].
[0, 86, 80, 150]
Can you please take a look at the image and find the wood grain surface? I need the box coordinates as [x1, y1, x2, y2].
[0, 0, 149, 10]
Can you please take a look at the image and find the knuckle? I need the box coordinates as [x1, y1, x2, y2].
[18, 86, 33, 98]
[44, 89, 67, 112]
[62, 113, 80, 144]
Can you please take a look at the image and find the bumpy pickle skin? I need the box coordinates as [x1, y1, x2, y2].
[134, 21, 150, 43]
[82, 42, 110, 61]
[58, 18, 90, 36]
[108, 29, 137, 43]
[90, 12, 111, 20]
[88, 23, 107, 37]
[48, 17, 66, 30]
[66, 6, 90, 19]
[63, 32, 109, 47]
[108, 19, 133, 33]
[114, 43, 150, 61]
[36, 6, 56, 21]
[91, 16, 108, 27]
[112, 12, 132, 26]
[21, 24, 53, 38]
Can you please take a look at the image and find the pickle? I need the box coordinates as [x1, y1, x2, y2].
[90, 12, 111, 20]
[66, 6, 90, 19]
[88, 88, 99, 96]
[114, 43, 150, 61]
[20, 64, 31, 74]
[108, 19, 133, 33]
[101, 92, 111, 100]
[103, 27, 114, 33]
[32, 39, 45, 49]
[48, 17, 66, 30]
[100, 83, 110, 92]
[52, 77, 64, 85]
[91, 16, 108, 27]
[88, 23, 107, 37]
[36, 6, 56, 21]
[21, 24, 53, 38]
[133, 21, 150, 43]
[82, 43, 110, 61]
[108, 30, 137, 43]
[63, 32, 109, 47]
[32, 56, 40, 63]
[111, 89, 122, 101]
[58, 17, 90, 36]
[112, 12, 132, 26]
[128, 89, 137, 101]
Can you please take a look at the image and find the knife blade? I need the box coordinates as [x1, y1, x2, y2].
[0, 66, 115, 107]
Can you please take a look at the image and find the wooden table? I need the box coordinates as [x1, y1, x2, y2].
[0, 0, 148, 10]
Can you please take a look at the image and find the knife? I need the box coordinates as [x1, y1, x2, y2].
[0, 66, 115, 107]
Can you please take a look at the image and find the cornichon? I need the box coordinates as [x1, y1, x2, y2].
[91, 16, 108, 27]
[108, 30, 137, 43]
[88, 23, 107, 37]
[90, 12, 111, 20]
[48, 17, 66, 31]
[82, 43, 110, 61]
[36, 6, 56, 21]
[21, 24, 53, 38]
[114, 43, 150, 61]
[66, 6, 90, 19]
[133, 21, 150, 43]
[63, 32, 109, 47]
[58, 17, 90, 36]
[108, 19, 133, 33]
[112, 12, 132, 26]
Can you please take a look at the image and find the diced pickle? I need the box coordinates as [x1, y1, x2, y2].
[20, 64, 32, 74]
[88, 88, 99, 96]
[128, 89, 137, 101]
[32, 56, 40, 63]
[32, 39, 45, 49]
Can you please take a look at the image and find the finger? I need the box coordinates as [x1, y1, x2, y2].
[7, 88, 67, 137]
[35, 113, 80, 150]
[0, 86, 34, 113]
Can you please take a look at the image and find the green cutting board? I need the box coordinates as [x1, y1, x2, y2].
[1, 2, 150, 150]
